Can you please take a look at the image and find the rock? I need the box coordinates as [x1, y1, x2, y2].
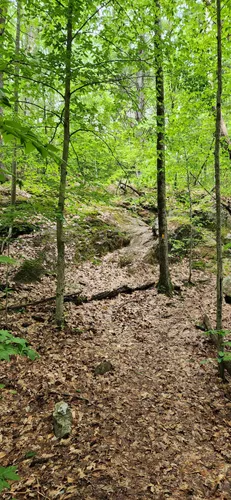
[94, 360, 114, 375]
[192, 208, 216, 230]
[223, 277, 231, 295]
[168, 224, 202, 259]
[223, 277, 231, 303]
[224, 234, 231, 257]
[53, 401, 72, 439]
[73, 215, 130, 263]
[14, 259, 45, 283]
[224, 233, 231, 244]
[151, 218, 159, 238]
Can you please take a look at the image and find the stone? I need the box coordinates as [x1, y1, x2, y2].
[14, 259, 45, 283]
[94, 360, 114, 375]
[223, 277, 231, 304]
[223, 277, 231, 296]
[53, 401, 72, 439]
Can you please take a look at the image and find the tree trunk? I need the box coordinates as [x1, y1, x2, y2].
[214, 0, 223, 378]
[55, 0, 73, 327]
[154, 1, 172, 295]
[186, 165, 193, 284]
[11, 0, 21, 209]
[0, 6, 6, 178]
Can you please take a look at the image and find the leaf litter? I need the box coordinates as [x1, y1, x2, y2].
[0, 228, 231, 499]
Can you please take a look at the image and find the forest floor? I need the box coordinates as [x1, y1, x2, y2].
[1, 215, 231, 499]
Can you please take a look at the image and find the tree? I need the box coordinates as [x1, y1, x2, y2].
[10, 0, 21, 208]
[214, 0, 223, 378]
[154, 0, 172, 295]
[55, 0, 73, 326]
[0, 3, 7, 179]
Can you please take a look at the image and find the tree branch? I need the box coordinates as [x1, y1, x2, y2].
[72, 0, 112, 41]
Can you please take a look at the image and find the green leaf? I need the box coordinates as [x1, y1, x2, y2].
[24, 141, 36, 155]
[0, 118, 59, 162]
[223, 353, 231, 362]
[0, 89, 11, 108]
[0, 173, 7, 182]
[0, 256, 17, 265]
[200, 358, 212, 365]
[0, 478, 10, 492]
[24, 451, 37, 459]
[0, 330, 39, 361]
[0, 466, 20, 492]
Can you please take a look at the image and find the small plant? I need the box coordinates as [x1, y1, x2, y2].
[0, 256, 17, 265]
[0, 330, 39, 361]
[205, 329, 231, 380]
[0, 465, 20, 493]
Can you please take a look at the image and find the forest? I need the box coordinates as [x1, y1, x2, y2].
[1, 0, 231, 498]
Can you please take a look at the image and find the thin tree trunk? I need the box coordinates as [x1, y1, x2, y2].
[55, 0, 73, 327]
[186, 165, 193, 284]
[215, 0, 223, 378]
[11, 0, 21, 209]
[0, 6, 6, 177]
[154, 0, 172, 295]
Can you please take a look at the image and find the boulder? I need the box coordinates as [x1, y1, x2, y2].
[223, 277, 231, 304]
[168, 224, 202, 259]
[14, 259, 45, 283]
[53, 401, 72, 439]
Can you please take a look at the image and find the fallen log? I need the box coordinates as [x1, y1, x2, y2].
[0, 281, 155, 312]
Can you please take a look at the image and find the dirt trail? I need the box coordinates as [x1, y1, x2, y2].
[1, 219, 231, 499]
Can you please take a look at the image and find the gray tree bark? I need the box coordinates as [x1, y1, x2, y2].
[55, 0, 73, 326]
[154, 0, 172, 296]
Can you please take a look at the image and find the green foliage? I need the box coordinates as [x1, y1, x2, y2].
[0, 330, 39, 362]
[0, 119, 59, 161]
[206, 330, 231, 367]
[169, 224, 202, 259]
[206, 329, 229, 338]
[0, 466, 20, 493]
[24, 451, 37, 459]
[0, 256, 17, 265]
[0, 89, 11, 108]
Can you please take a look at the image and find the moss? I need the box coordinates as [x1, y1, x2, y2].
[69, 215, 130, 263]
[192, 260, 206, 270]
[0, 220, 39, 239]
[14, 259, 46, 283]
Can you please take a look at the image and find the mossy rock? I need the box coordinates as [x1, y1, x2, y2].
[175, 190, 190, 204]
[169, 224, 202, 258]
[0, 220, 39, 238]
[192, 209, 216, 231]
[73, 216, 130, 263]
[192, 260, 206, 270]
[0, 186, 31, 207]
[14, 259, 46, 283]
